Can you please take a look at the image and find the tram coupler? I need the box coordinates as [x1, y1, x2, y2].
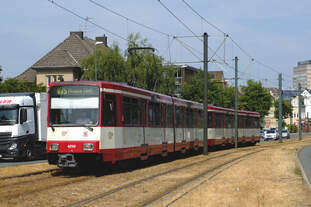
[58, 154, 78, 168]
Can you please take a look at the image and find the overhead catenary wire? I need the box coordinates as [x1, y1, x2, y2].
[181, 0, 292, 79]
[48, 0, 206, 69]
[87, 0, 171, 38]
[47, 0, 128, 42]
[157, 0, 227, 64]
[173, 37, 203, 61]
[157, 0, 202, 42]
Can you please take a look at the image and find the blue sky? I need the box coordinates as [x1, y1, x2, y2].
[1, 0, 311, 89]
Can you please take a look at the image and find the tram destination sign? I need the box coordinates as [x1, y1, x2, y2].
[50, 85, 99, 97]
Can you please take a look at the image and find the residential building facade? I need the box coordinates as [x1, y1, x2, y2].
[293, 60, 311, 90]
[16, 31, 108, 88]
[173, 64, 225, 96]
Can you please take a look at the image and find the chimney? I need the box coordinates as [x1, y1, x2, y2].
[95, 35, 108, 47]
[70, 31, 83, 39]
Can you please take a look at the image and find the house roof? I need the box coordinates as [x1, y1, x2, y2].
[31, 32, 108, 69]
[15, 68, 36, 82]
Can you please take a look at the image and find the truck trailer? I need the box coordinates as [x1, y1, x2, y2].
[0, 92, 47, 160]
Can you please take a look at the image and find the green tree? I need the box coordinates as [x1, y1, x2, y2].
[81, 33, 176, 95]
[180, 70, 233, 107]
[274, 99, 293, 120]
[81, 43, 127, 82]
[239, 80, 273, 121]
[125, 33, 176, 94]
[222, 86, 235, 108]
[0, 78, 46, 93]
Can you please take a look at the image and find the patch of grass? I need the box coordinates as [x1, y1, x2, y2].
[257, 194, 265, 207]
[294, 167, 302, 176]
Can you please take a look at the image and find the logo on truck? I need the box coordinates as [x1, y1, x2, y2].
[0, 100, 12, 104]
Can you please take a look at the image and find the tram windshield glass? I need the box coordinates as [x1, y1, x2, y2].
[49, 85, 99, 126]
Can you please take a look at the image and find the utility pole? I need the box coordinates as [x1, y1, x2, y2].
[278, 73, 283, 143]
[298, 83, 302, 140]
[234, 57, 238, 148]
[203, 33, 208, 155]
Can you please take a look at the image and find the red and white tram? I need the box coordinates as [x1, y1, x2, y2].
[46, 81, 260, 167]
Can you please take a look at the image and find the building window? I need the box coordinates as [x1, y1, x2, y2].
[46, 75, 64, 86]
[175, 69, 182, 85]
[46, 75, 51, 85]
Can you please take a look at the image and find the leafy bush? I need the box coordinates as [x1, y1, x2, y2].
[287, 124, 297, 133]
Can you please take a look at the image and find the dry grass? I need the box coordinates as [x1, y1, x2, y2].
[168, 138, 311, 207]
[0, 162, 56, 178]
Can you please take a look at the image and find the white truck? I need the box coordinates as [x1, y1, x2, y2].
[0, 92, 47, 160]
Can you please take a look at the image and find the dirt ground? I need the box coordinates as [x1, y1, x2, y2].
[164, 138, 311, 207]
[1, 137, 311, 207]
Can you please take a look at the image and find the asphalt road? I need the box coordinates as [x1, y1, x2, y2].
[0, 159, 46, 168]
[298, 145, 311, 188]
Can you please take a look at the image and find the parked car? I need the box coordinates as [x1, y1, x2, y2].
[263, 129, 278, 141]
[260, 129, 268, 138]
[281, 129, 290, 139]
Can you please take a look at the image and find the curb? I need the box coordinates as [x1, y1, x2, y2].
[296, 146, 311, 190]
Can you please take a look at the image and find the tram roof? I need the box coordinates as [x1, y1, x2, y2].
[49, 81, 260, 116]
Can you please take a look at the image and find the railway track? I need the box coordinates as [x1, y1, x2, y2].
[0, 168, 59, 181]
[142, 150, 260, 207]
[66, 149, 264, 207]
[1, 138, 310, 207]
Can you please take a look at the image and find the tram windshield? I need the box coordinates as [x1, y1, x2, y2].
[49, 85, 99, 126]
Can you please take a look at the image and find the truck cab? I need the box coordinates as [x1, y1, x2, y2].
[0, 93, 47, 160]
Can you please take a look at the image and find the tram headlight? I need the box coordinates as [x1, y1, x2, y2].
[9, 143, 17, 150]
[83, 143, 94, 151]
[50, 143, 59, 151]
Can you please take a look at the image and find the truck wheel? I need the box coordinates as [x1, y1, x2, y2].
[26, 149, 34, 161]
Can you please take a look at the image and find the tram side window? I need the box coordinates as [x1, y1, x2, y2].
[167, 105, 174, 127]
[176, 106, 184, 128]
[193, 110, 199, 128]
[102, 94, 116, 126]
[238, 116, 245, 128]
[186, 108, 193, 128]
[254, 118, 259, 128]
[199, 111, 212, 128]
[226, 115, 233, 128]
[149, 102, 161, 127]
[139, 100, 147, 127]
[199, 110, 203, 128]
[208, 112, 212, 128]
[215, 113, 224, 128]
[161, 104, 167, 127]
[123, 96, 139, 126]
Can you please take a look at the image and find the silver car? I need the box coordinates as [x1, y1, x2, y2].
[263, 129, 278, 141]
[281, 129, 290, 139]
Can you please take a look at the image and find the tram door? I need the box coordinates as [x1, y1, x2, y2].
[140, 100, 148, 157]
[140, 100, 147, 145]
[161, 104, 167, 142]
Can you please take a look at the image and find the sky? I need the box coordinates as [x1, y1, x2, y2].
[1, 0, 311, 89]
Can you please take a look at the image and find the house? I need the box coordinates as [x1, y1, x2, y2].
[16, 31, 108, 88]
[173, 64, 225, 96]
